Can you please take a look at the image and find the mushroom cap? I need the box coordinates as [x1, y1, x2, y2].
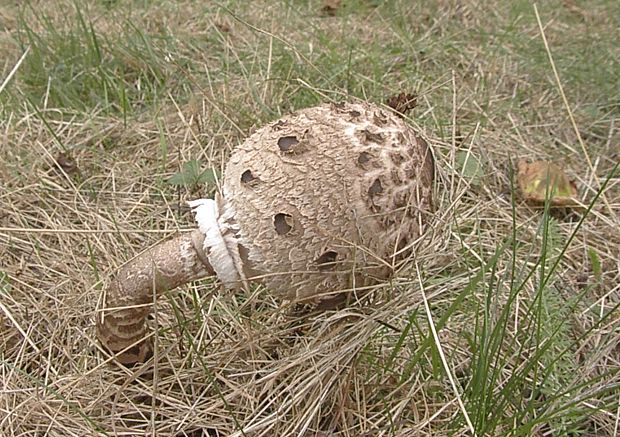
[222, 101, 434, 300]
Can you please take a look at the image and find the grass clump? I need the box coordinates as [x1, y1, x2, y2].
[7, 2, 181, 117]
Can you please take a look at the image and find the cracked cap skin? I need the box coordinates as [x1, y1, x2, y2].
[222, 101, 435, 301]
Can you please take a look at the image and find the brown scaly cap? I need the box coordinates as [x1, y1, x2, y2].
[223, 101, 434, 301]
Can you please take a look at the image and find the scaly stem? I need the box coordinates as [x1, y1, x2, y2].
[96, 229, 214, 365]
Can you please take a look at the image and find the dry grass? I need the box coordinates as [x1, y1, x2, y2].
[1, 0, 619, 435]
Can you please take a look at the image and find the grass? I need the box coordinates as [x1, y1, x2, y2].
[1, 0, 619, 435]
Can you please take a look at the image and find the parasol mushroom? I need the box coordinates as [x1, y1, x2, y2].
[97, 101, 435, 365]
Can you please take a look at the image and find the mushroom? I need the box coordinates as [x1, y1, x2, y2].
[97, 101, 435, 365]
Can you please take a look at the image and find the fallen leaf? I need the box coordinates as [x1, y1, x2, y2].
[215, 22, 231, 33]
[386, 92, 417, 116]
[456, 150, 484, 186]
[54, 152, 79, 177]
[517, 160, 578, 207]
[322, 0, 341, 16]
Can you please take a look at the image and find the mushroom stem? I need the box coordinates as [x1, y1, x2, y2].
[96, 229, 214, 365]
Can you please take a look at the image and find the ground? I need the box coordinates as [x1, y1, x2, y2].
[0, 0, 619, 435]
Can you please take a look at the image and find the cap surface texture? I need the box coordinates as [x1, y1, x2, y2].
[221, 102, 434, 300]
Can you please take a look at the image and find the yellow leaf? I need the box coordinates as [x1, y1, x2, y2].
[322, 0, 341, 16]
[517, 160, 578, 207]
